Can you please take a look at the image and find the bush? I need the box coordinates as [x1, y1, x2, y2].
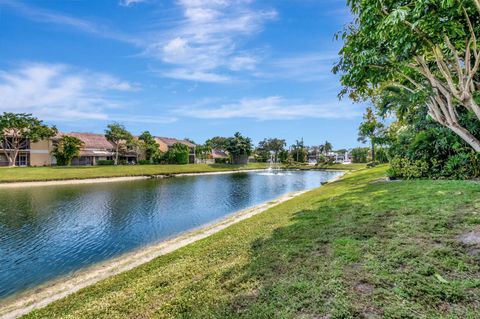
[351, 147, 369, 163]
[165, 143, 189, 164]
[388, 156, 429, 179]
[97, 160, 114, 165]
[214, 158, 228, 164]
[441, 153, 475, 180]
[138, 160, 151, 165]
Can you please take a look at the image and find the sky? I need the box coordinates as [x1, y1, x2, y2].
[0, 0, 367, 149]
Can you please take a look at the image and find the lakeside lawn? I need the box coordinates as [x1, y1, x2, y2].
[22, 165, 480, 318]
[0, 163, 269, 183]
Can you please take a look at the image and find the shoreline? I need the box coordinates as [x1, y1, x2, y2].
[0, 169, 267, 188]
[0, 189, 311, 319]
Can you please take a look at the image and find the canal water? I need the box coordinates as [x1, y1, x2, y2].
[0, 170, 342, 299]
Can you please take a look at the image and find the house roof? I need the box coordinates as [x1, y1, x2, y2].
[59, 132, 115, 150]
[211, 149, 229, 159]
[155, 137, 195, 148]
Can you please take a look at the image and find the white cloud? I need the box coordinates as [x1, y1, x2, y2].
[174, 96, 361, 120]
[259, 53, 339, 82]
[146, 0, 276, 81]
[119, 0, 147, 7]
[0, 63, 173, 123]
[1, 0, 140, 45]
[163, 69, 231, 83]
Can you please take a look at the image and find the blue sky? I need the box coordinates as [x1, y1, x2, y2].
[0, 0, 367, 148]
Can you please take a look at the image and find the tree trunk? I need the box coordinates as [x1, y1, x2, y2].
[448, 123, 480, 152]
[371, 140, 375, 162]
[115, 144, 119, 165]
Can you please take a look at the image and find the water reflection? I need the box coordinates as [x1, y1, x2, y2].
[0, 170, 342, 299]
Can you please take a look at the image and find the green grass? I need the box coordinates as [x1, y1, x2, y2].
[298, 163, 367, 171]
[22, 165, 480, 318]
[0, 163, 269, 183]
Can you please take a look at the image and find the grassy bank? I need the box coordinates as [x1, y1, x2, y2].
[22, 166, 480, 318]
[293, 163, 367, 171]
[0, 163, 269, 183]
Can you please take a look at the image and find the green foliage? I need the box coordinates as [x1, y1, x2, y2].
[138, 160, 151, 165]
[52, 136, 84, 166]
[105, 123, 133, 165]
[138, 131, 159, 161]
[335, 0, 480, 151]
[388, 156, 430, 179]
[97, 160, 114, 166]
[0, 112, 57, 166]
[225, 132, 252, 164]
[358, 107, 385, 161]
[386, 107, 480, 179]
[351, 147, 369, 163]
[375, 147, 389, 163]
[257, 138, 286, 162]
[164, 143, 189, 164]
[205, 136, 229, 150]
[195, 144, 211, 163]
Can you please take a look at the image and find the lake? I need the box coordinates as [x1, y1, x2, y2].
[0, 170, 342, 299]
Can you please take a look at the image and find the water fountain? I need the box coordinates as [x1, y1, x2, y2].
[260, 153, 284, 175]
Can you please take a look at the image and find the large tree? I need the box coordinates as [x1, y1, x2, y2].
[105, 123, 132, 165]
[257, 138, 286, 162]
[52, 136, 84, 166]
[358, 107, 385, 161]
[0, 113, 57, 166]
[205, 136, 229, 150]
[226, 132, 253, 164]
[138, 131, 159, 162]
[334, 0, 480, 151]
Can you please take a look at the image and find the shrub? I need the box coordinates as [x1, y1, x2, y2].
[165, 143, 189, 164]
[388, 156, 429, 179]
[138, 160, 151, 165]
[97, 160, 114, 165]
[441, 154, 474, 180]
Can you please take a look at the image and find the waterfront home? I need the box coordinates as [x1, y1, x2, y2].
[0, 133, 196, 166]
[155, 137, 196, 164]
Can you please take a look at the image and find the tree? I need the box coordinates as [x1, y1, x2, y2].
[138, 131, 159, 162]
[0, 113, 57, 166]
[195, 144, 212, 163]
[257, 138, 286, 162]
[226, 132, 252, 164]
[105, 123, 132, 165]
[290, 139, 307, 163]
[165, 143, 189, 164]
[351, 147, 369, 163]
[205, 136, 229, 150]
[334, 0, 480, 151]
[358, 107, 385, 162]
[319, 141, 333, 156]
[52, 136, 84, 166]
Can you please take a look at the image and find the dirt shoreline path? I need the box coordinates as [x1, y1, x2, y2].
[0, 169, 266, 188]
[0, 189, 308, 319]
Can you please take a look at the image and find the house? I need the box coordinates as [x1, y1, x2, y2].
[55, 133, 115, 166]
[155, 137, 196, 164]
[0, 132, 197, 166]
[0, 136, 53, 167]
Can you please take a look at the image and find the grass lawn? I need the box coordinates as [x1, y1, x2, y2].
[22, 165, 480, 318]
[0, 163, 269, 183]
[297, 163, 367, 171]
